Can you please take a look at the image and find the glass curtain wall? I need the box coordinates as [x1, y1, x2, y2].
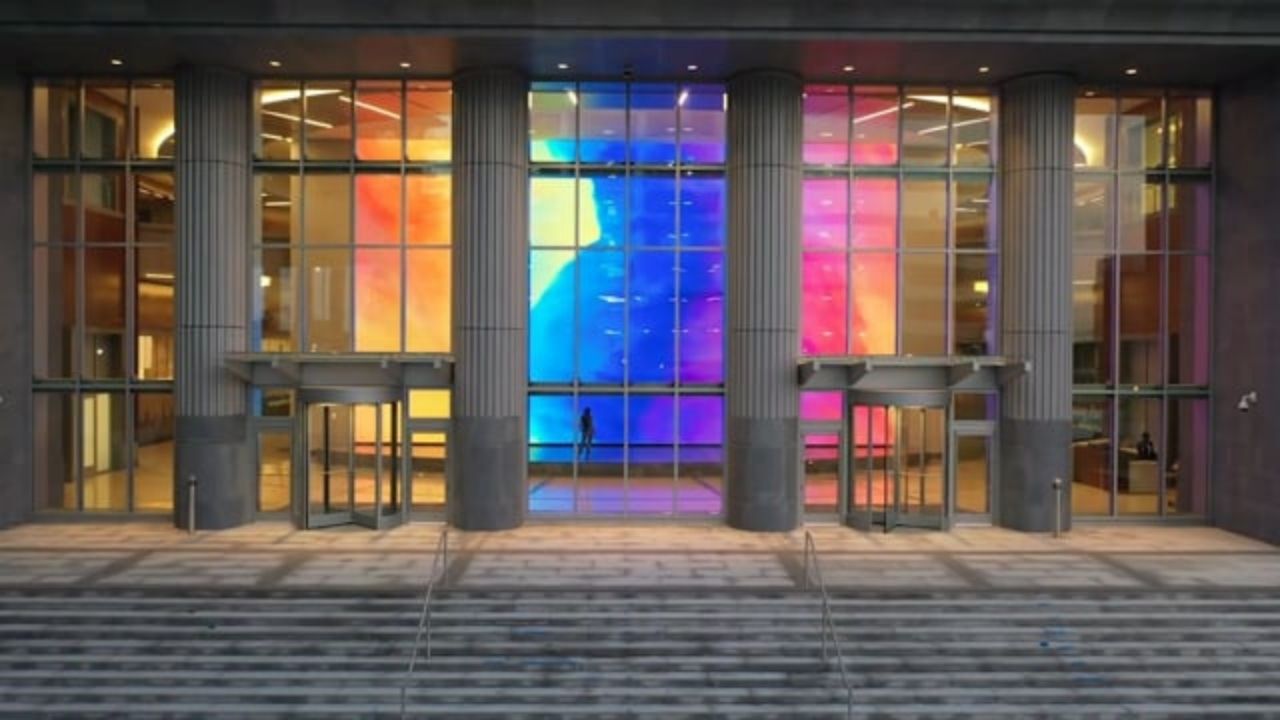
[528, 81, 726, 516]
[31, 78, 176, 512]
[252, 79, 453, 512]
[1071, 89, 1212, 517]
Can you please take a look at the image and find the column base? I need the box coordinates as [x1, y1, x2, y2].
[449, 415, 525, 531]
[998, 417, 1072, 533]
[726, 417, 799, 532]
[174, 415, 254, 530]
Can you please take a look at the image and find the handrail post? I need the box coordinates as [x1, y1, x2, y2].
[186, 475, 197, 535]
[1052, 477, 1063, 539]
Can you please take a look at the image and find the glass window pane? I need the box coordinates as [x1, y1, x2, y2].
[33, 173, 76, 245]
[529, 248, 575, 382]
[355, 174, 401, 245]
[579, 82, 626, 164]
[1073, 178, 1112, 253]
[409, 389, 450, 418]
[258, 430, 292, 513]
[902, 177, 946, 249]
[33, 245, 77, 379]
[355, 248, 402, 352]
[256, 247, 298, 352]
[1168, 254, 1210, 386]
[582, 173, 624, 248]
[953, 177, 992, 250]
[678, 85, 725, 165]
[628, 395, 674, 514]
[530, 175, 577, 247]
[82, 83, 126, 160]
[1074, 95, 1115, 169]
[407, 81, 451, 162]
[406, 249, 451, 352]
[1166, 94, 1212, 169]
[901, 253, 946, 355]
[952, 92, 993, 167]
[851, 252, 896, 354]
[1118, 255, 1162, 386]
[259, 174, 299, 245]
[135, 173, 175, 246]
[133, 81, 174, 159]
[804, 86, 850, 166]
[805, 432, 840, 513]
[83, 172, 126, 244]
[306, 248, 352, 351]
[955, 393, 997, 421]
[954, 254, 994, 355]
[84, 247, 126, 379]
[628, 251, 676, 384]
[852, 176, 897, 249]
[1118, 95, 1163, 170]
[801, 391, 842, 422]
[1118, 177, 1161, 253]
[804, 178, 847, 249]
[411, 431, 447, 511]
[577, 394, 624, 514]
[135, 245, 175, 380]
[406, 172, 451, 246]
[34, 392, 75, 510]
[1167, 397, 1209, 515]
[902, 89, 948, 166]
[530, 394, 578, 445]
[578, 251, 625, 383]
[852, 88, 900, 165]
[32, 80, 78, 159]
[133, 393, 173, 512]
[530, 82, 577, 163]
[1168, 179, 1210, 253]
[629, 174, 674, 247]
[630, 84, 677, 165]
[304, 174, 351, 245]
[680, 175, 724, 247]
[81, 391, 127, 511]
[1118, 396, 1161, 515]
[1072, 254, 1113, 385]
[678, 251, 724, 384]
[354, 80, 403, 161]
[257, 81, 302, 160]
[304, 81, 353, 161]
[1071, 396, 1113, 516]
[678, 395, 723, 515]
[802, 252, 847, 355]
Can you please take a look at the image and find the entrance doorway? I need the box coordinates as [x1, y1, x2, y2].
[847, 401, 947, 531]
[952, 422, 996, 524]
[294, 387, 405, 530]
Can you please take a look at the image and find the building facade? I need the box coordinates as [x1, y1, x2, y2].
[0, 1, 1277, 543]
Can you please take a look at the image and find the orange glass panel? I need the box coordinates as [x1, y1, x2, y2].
[355, 174, 401, 245]
[407, 249, 451, 352]
[406, 174, 450, 245]
[851, 253, 896, 354]
[355, 248, 401, 352]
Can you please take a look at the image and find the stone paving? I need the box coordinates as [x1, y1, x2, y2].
[0, 520, 1276, 591]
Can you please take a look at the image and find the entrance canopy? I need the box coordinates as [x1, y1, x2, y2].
[225, 353, 453, 388]
[798, 355, 1029, 396]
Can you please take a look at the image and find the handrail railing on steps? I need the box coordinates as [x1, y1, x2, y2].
[802, 530, 854, 719]
[399, 527, 450, 719]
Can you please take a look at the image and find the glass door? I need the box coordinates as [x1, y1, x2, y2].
[848, 404, 947, 532]
[952, 422, 996, 524]
[408, 420, 448, 517]
[306, 403, 354, 528]
[802, 427, 841, 519]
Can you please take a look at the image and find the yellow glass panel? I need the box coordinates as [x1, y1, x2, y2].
[409, 390, 450, 418]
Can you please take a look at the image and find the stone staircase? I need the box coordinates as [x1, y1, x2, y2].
[2, 588, 1280, 717]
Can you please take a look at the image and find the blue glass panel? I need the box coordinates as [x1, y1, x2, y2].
[529, 394, 576, 445]
[679, 395, 724, 445]
[581, 174, 624, 248]
[577, 251, 625, 383]
[630, 84, 678, 165]
[577, 394, 624, 443]
[678, 251, 724, 383]
[678, 85, 726, 165]
[580, 83, 627, 164]
[630, 174, 676, 247]
[628, 394, 676, 444]
[530, 82, 577, 163]
[628, 251, 676, 384]
[679, 176, 724, 246]
[529, 249, 576, 382]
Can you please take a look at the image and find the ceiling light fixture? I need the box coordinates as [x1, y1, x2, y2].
[399, 61, 411, 69]
[557, 62, 570, 70]
[1125, 67, 1138, 76]
[687, 64, 699, 71]
[268, 60, 282, 68]
[978, 66, 990, 74]
[677, 89, 690, 106]
[842, 65, 855, 73]
[110, 58, 123, 66]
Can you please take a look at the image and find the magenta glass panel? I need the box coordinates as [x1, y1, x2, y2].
[1168, 180, 1210, 253]
[804, 178, 847, 249]
[678, 395, 723, 444]
[629, 395, 676, 444]
[851, 252, 897, 354]
[852, 89, 900, 165]
[678, 251, 724, 383]
[802, 252, 847, 356]
[1168, 254, 1210, 386]
[802, 391, 843, 422]
[803, 86, 850, 166]
[852, 176, 897, 249]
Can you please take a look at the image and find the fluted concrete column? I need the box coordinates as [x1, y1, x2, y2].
[725, 71, 802, 531]
[450, 68, 528, 530]
[0, 71, 32, 527]
[998, 74, 1075, 532]
[174, 66, 253, 529]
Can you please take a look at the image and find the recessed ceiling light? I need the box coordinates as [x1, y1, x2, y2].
[1085, 90, 1096, 97]
[1125, 67, 1138, 75]
[842, 65, 855, 73]
[110, 58, 123, 66]
[557, 62, 570, 70]
[687, 64, 699, 72]
[399, 61, 411, 69]
[978, 66, 990, 74]
[268, 60, 281, 68]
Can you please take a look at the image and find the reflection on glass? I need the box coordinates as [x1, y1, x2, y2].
[953, 253, 993, 355]
[902, 89, 948, 166]
[135, 173, 175, 245]
[132, 82, 174, 159]
[81, 391, 127, 511]
[257, 247, 297, 352]
[801, 391, 842, 422]
[852, 88, 900, 165]
[1118, 396, 1161, 515]
[259, 174, 298, 245]
[679, 85, 726, 165]
[84, 247, 126, 379]
[82, 83, 127, 160]
[953, 178, 991, 250]
[407, 81, 451, 162]
[1166, 95, 1212, 169]
[903, 178, 946, 249]
[954, 393, 996, 421]
[34, 393, 75, 510]
[304, 81, 353, 161]
[1073, 178, 1112, 253]
[258, 430, 291, 512]
[952, 92, 993, 166]
[1118, 95, 1163, 170]
[133, 393, 173, 511]
[82, 172, 125, 242]
[901, 253, 946, 355]
[804, 433, 840, 514]
[630, 84, 677, 165]
[530, 82, 577, 163]
[306, 249, 352, 351]
[258, 81, 302, 160]
[32, 81, 78, 159]
[1167, 398, 1208, 515]
[1118, 177, 1161, 253]
[304, 174, 351, 245]
[1168, 179, 1210, 253]
[32, 172, 76, 245]
[1118, 255, 1161, 386]
[1072, 254, 1112, 385]
[803, 86, 849, 166]
[33, 245, 77, 379]
[135, 244, 175, 379]
[627, 395, 674, 514]
[354, 80, 402, 162]
[411, 432, 447, 511]
[1071, 396, 1113, 515]
[580, 83, 627, 164]
[955, 435, 990, 515]
[1168, 254, 1210, 386]
[1074, 95, 1115, 169]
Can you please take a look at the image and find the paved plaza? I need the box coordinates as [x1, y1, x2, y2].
[0, 521, 1276, 591]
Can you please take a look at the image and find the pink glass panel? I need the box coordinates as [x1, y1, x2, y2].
[802, 252, 847, 355]
[804, 178, 847, 249]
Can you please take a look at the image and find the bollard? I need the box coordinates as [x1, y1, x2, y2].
[1051, 477, 1063, 538]
[187, 475, 198, 535]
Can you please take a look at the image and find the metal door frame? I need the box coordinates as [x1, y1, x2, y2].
[800, 421, 845, 523]
[845, 390, 949, 533]
[406, 417, 450, 520]
[949, 419, 998, 525]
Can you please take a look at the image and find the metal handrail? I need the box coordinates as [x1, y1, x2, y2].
[399, 527, 450, 718]
[801, 530, 854, 719]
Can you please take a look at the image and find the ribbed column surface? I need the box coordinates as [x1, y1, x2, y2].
[1000, 74, 1074, 422]
[0, 71, 32, 527]
[725, 71, 802, 531]
[997, 73, 1075, 532]
[176, 66, 249, 418]
[450, 68, 528, 530]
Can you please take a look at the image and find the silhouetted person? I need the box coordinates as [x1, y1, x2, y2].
[1136, 431, 1157, 461]
[579, 407, 595, 461]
